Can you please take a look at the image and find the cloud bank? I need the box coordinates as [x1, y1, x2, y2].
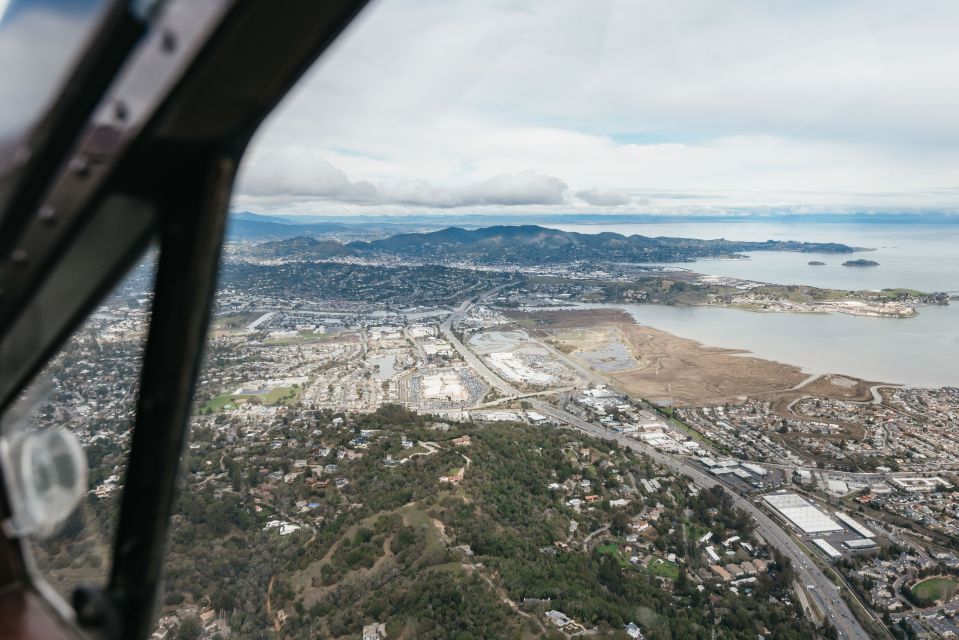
[238, 150, 568, 208]
[234, 0, 959, 216]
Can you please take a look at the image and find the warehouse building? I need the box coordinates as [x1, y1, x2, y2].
[843, 538, 878, 551]
[813, 538, 842, 559]
[834, 511, 874, 538]
[763, 492, 843, 534]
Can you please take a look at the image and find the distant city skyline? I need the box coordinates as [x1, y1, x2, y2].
[234, 0, 959, 216]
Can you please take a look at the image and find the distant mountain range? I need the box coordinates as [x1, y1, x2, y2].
[251, 224, 859, 266]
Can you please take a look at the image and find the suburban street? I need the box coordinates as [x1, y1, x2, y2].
[441, 294, 873, 640]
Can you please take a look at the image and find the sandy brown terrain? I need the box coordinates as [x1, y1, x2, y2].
[609, 323, 808, 405]
[503, 308, 633, 330]
[508, 308, 887, 408]
[792, 374, 881, 402]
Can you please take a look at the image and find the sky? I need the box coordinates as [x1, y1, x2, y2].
[0, 0, 105, 142]
[232, 0, 959, 218]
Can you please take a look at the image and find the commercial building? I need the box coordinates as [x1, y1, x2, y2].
[890, 476, 953, 493]
[813, 538, 842, 559]
[843, 538, 878, 550]
[834, 511, 874, 538]
[763, 492, 843, 534]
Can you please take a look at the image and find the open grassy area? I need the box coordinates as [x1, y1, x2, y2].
[911, 576, 959, 604]
[201, 385, 302, 413]
[647, 558, 680, 580]
[262, 386, 302, 405]
[202, 393, 238, 413]
[211, 311, 262, 330]
[597, 543, 629, 568]
[264, 330, 331, 345]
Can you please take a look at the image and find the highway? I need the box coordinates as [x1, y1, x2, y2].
[440, 294, 873, 640]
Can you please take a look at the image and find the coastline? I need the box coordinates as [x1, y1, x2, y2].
[502, 307, 899, 407]
[504, 301, 959, 390]
[712, 299, 920, 318]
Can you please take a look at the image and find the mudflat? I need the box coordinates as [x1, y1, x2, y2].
[508, 308, 810, 406]
[609, 323, 808, 405]
[505, 307, 890, 407]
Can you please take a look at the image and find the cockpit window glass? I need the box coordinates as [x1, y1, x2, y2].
[0, 0, 105, 142]
[3, 252, 155, 603]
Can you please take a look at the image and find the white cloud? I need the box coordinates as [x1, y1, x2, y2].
[237, 152, 568, 208]
[239, 148, 353, 197]
[234, 0, 959, 215]
[453, 171, 567, 206]
[576, 188, 630, 207]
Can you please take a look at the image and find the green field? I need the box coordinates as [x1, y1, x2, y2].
[202, 394, 238, 413]
[597, 543, 629, 568]
[911, 576, 959, 605]
[264, 330, 331, 345]
[201, 385, 302, 413]
[211, 311, 262, 330]
[648, 558, 680, 580]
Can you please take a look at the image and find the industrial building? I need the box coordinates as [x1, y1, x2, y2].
[763, 492, 843, 534]
[813, 538, 842, 559]
[834, 512, 874, 538]
[843, 538, 878, 551]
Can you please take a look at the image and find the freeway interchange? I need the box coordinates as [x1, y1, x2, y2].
[441, 292, 874, 640]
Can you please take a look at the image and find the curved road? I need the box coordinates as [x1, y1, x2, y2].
[441, 294, 873, 640]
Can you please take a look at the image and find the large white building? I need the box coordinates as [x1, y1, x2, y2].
[763, 492, 843, 534]
[834, 511, 874, 538]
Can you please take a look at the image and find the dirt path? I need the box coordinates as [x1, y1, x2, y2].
[265, 574, 280, 633]
[473, 565, 550, 636]
[398, 441, 441, 464]
[265, 520, 318, 636]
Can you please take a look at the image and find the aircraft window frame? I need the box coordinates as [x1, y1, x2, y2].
[0, 1, 373, 638]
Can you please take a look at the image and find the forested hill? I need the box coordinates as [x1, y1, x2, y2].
[168, 405, 822, 640]
[251, 225, 860, 266]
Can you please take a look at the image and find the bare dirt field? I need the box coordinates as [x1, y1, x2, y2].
[609, 323, 808, 405]
[503, 308, 633, 330]
[508, 308, 885, 407]
[793, 374, 881, 402]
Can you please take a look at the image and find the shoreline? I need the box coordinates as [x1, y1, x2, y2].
[501, 307, 906, 407]
[710, 300, 920, 318]
[504, 303, 958, 392]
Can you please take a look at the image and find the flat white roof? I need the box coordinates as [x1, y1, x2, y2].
[764, 493, 843, 534]
[813, 538, 842, 559]
[844, 538, 877, 550]
[834, 512, 874, 538]
[740, 463, 768, 476]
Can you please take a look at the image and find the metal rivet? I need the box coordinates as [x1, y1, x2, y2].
[70, 156, 90, 178]
[38, 205, 58, 226]
[161, 29, 176, 53]
[11, 250, 28, 267]
[114, 101, 129, 123]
